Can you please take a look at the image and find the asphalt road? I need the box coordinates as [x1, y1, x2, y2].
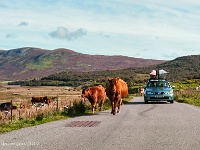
[1, 97, 200, 150]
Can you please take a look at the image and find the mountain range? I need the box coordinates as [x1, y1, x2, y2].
[0, 47, 165, 80]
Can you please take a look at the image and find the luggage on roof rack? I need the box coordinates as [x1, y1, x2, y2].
[149, 70, 156, 79]
[149, 69, 168, 79]
[158, 69, 168, 79]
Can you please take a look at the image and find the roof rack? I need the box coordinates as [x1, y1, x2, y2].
[149, 79, 167, 81]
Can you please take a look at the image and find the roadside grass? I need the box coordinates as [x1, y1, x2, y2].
[172, 79, 200, 107]
[172, 79, 200, 90]
[0, 95, 133, 134]
[176, 97, 200, 107]
[175, 91, 200, 107]
[0, 111, 68, 134]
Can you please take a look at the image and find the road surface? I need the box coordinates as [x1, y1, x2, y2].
[1, 97, 200, 150]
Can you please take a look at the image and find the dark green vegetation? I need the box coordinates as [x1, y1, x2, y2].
[11, 69, 138, 87]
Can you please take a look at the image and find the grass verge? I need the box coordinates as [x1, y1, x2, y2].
[176, 98, 200, 107]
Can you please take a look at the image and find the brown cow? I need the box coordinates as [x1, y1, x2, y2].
[138, 86, 144, 96]
[20, 103, 28, 109]
[45, 98, 52, 104]
[81, 85, 106, 113]
[106, 77, 128, 115]
[31, 96, 48, 105]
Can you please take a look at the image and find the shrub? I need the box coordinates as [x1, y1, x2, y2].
[35, 113, 44, 121]
[68, 100, 86, 115]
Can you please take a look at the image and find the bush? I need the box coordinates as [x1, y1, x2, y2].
[68, 100, 86, 115]
[35, 113, 44, 121]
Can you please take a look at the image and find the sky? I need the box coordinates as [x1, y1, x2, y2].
[0, 0, 200, 60]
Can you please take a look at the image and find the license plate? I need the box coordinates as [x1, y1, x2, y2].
[155, 95, 164, 98]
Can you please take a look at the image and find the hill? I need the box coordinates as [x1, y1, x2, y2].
[131, 55, 200, 81]
[0, 47, 165, 80]
[10, 55, 200, 88]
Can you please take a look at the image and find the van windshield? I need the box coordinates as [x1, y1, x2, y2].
[147, 81, 169, 87]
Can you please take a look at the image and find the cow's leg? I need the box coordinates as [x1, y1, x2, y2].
[111, 101, 115, 115]
[91, 101, 97, 113]
[120, 98, 123, 105]
[113, 101, 118, 115]
[92, 105, 95, 113]
[99, 100, 103, 111]
[99, 101, 102, 111]
[95, 103, 98, 111]
[117, 100, 121, 113]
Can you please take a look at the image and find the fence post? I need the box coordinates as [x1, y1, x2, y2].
[26, 111, 28, 121]
[57, 94, 59, 111]
[11, 100, 13, 122]
[19, 110, 20, 120]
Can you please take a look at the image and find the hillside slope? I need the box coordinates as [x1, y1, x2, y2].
[131, 55, 200, 81]
[0, 47, 165, 80]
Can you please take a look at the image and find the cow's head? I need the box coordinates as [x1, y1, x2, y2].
[45, 98, 52, 104]
[108, 77, 120, 94]
[81, 88, 90, 98]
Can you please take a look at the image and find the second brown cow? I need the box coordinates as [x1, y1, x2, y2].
[31, 96, 48, 105]
[81, 85, 106, 113]
[106, 77, 128, 115]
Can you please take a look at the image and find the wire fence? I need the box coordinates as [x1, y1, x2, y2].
[0, 94, 82, 123]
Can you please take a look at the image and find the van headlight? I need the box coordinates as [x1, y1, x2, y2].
[166, 90, 173, 94]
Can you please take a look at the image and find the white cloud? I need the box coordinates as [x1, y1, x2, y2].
[5, 34, 17, 38]
[18, 21, 29, 26]
[49, 27, 87, 40]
